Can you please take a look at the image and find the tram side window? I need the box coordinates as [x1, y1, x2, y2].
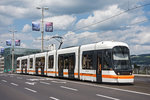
[82, 51, 94, 70]
[17, 60, 20, 68]
[103, 50, 112, 70]
[58, 53, 75, 69]
[48, 55, 54, 69]
[64, 56, 69, 69]
[58, 56, 64, 69]
[30, 58, 33, 69]
[36, 57, 45, 67]
[68, 55, 75, 70]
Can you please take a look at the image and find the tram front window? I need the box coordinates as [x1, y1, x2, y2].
[113, 46, 132, 70]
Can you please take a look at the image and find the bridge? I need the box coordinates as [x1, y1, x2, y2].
[0, 73, 150, 100]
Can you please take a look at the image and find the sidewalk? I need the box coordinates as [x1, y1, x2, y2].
[134, 74, 150, 77]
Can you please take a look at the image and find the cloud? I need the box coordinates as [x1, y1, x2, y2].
[0, 0, 141, 25]
[0, 32, 34, 48]
[0, 15, 13, 25]
[22, 24, 31, 32]
[20, 43, 28, 48]
[0, 46, 4, 48]
[130, 26, 150, 45]
[130, 45, 150, 54]
[62, 31, 99, 47]
[44, 15, 76, 30]
[0, 0, 142, 31]
[36, 0, 140, 15]
[0, 5, 29, 18]
[75, 4, 145, 31]
[0, 0, 149, 55]
[60, 24, 150, 55]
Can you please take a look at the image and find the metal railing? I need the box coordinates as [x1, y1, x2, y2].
[133, 67, 150, 75]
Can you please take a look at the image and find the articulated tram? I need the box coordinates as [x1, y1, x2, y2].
[16, 41, 134, 83]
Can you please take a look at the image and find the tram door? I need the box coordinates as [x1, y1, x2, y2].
[41, 66, 44, 75]
[25, 66, 27, 74]
[21, 61, 23, 73]
[58, 66, 63, 77]
[96, 52, 102, 83]
[21, 59, 27, 74]
[35, 67, 38, 75]
[68, 65, 75, 78]
[35, 57, 45, 75]
[58, 56, 63, 77]
[21, 66, 23, 73]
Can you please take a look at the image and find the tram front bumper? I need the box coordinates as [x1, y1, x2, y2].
[102, 75, 134, 83]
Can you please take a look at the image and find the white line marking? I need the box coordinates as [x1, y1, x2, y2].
[11, 83, 18, 86]
[64, 80, 150, 96]
[17, 77, 22, 79]
[49, 97, 60, 100]
[27, 78, 53, 81]
[51, 81, 66, 84]
[40, 81, 50, 85]
[24, 87, 37, 93]
[25, 82, 36, 85]
[60, 86, 78, 91]
[2, 80, 7, 82]
[96, 94, 120, 100]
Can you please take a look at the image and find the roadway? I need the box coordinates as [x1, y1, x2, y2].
[0, 73, 150, 100]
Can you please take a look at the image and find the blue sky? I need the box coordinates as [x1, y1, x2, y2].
[0, 0, 150, 54]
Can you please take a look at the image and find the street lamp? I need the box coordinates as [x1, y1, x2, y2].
[36, 7, 49, 52]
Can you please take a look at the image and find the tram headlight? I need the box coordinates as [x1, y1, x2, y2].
[130, 72, 132, 75]
[118, 72, 120, 75]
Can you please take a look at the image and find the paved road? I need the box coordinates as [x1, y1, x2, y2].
[0, 73, 150, 100]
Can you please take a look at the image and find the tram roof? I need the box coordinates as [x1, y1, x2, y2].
[81, 41, 129, 50]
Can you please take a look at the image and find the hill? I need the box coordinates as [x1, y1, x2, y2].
[131, 54, 150, 65]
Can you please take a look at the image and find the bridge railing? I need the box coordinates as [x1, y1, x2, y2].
[133, 67, 150, 75]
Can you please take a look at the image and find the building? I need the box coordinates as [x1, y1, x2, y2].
[3, 47, 41, 73]
[0, 56, 4, 73]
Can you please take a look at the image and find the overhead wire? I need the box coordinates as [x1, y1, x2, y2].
[63, 18, 150, 43]
[34, 2, 150, 46]
[72, 2, 150, 32]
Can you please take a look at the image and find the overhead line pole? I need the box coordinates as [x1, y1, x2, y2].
[36, 7, 49, 52]
[41, 7, 44, 52]
[9, 29, 17, 73]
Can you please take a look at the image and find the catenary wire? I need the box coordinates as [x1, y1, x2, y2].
[72, 3, 150, 32]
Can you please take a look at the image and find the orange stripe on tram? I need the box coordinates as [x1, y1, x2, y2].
[44, 71, 58, 74]
[80, 73, 96, 77]
[63, 72, 68, 75]
[26, 70, 35, 72]
[74, 73, 78, 76]
[16, 70, 21, 72]
[102, 75, 134, 79]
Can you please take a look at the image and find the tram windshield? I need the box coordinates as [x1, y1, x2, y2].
[113, 46, 132, 70]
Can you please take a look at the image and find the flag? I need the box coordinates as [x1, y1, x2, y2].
[0, 48, 4, 54]
[15, 40, 21, 46]
[45, 22, 53, 32]
[6, 40, 11, 46]
[32, 22, 40, 31]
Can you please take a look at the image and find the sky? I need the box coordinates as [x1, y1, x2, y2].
[0, 0, 150, 55]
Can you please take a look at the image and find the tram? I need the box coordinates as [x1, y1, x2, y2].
[16, 41, 134, 83]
